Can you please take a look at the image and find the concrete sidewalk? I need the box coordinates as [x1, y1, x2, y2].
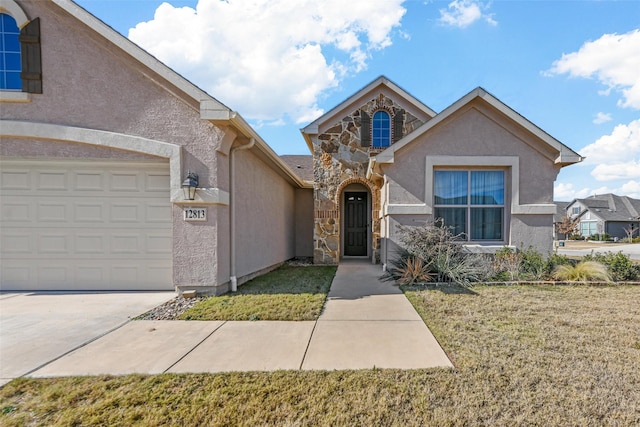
[29, 261, 452, 377]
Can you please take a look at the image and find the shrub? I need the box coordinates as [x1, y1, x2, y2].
[382, 251, 434, 285]
[492, 245, 549, 280]
[519, 245, 546, 280]
[493, 247, 520, 281]
[544, 253, 574, 276]
[552, 261, 612, 283]
[583, 251, 640, 281]
[569, 234, 584, 240]
[390, 220, 493, 286]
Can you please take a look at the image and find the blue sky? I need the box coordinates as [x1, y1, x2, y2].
[75, 0, 640, 200]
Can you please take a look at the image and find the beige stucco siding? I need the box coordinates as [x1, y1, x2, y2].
[386, 105, 559, 207]
[233, 149, 296, 280]
[0, 137, 163, 161]
[381, 102, 562, 257]
[4, 1, 223, 187]
[1, 1, 231, 292]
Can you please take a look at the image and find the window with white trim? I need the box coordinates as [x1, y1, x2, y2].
[433, 170, 505, 241]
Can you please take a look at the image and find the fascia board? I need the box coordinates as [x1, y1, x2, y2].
[301, 75, 436, 134]
[377, 87, 583, 167]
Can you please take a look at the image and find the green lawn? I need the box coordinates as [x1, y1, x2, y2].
[179, 264, 337, 321]
[2, 285, 639, 425]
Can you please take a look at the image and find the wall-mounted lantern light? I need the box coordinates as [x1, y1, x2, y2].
[182, 171, 199, 200]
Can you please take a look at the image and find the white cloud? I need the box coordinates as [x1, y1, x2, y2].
[619, 180, 640, 198]
[593, 112, 612, 124]
[548, 29, 640, 109]
[438, 0, 496, 29]
[590, 162, 640, 181]
[580, 119, 640, 169]
[128, 0, 406, 124]
[554, 182, 591, 200]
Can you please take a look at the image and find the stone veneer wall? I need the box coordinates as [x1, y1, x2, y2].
[312, 94, 425, 264]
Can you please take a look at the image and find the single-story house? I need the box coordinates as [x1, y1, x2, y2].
[1, 0, 583, 294]
[565, 194, 640, 240]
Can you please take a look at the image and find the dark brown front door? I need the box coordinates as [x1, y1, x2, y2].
[344, 192, 367, 256]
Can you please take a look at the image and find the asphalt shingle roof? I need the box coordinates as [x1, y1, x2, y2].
[280, 155, 314, 182]
[576, 194, 640, 221]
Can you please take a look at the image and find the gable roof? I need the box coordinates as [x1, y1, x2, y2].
[44, 0, 308, 188]
[571, 194, 640, 222]
[374, 87, 583, 167]
[554, 201, 570, 223]
[300, 75, 437, 152]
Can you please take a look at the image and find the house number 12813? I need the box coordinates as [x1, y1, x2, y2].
[183, 207, 207, 221]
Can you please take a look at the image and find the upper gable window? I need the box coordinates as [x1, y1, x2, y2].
[372, 110, 391, 148]
[0, 13, 21, 90]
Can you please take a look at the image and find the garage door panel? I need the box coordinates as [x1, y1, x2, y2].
[75, 234, 105, 254]
[74, 202, 105, 222]
[1, 160, 172, 291]
[39, 233, 69, 254]
[73, 171, 104, 191]
[1, 232, 32, 253]
[37, 171, 68, 190]
[1, 202, 32, 222]
[38, 202, 67, 222]
[1, 169, 30, 189]
[146, 204, 172, 223]
[146, 173, 170, 192]
[110, 172, 140, 192]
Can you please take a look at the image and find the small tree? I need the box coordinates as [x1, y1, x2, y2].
[556, 216, 578, 239]
[622, 223, 639, 242]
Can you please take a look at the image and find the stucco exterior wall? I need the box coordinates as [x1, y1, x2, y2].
[381, 101, 562, 260]
[510, 214, 555, 254]
[0, 137, 163, 160]
[233, 149, 296, 282]
[1, 1, 231, 292]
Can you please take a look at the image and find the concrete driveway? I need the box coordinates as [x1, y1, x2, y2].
[0, 291, 175, 387]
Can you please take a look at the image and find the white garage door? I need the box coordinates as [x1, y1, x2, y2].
[0, 159, 173, 291]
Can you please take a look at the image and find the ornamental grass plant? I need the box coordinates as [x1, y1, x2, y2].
[552, 260, 612, 283]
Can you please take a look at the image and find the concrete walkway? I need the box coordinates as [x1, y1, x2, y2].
[28, 261, 452, 378]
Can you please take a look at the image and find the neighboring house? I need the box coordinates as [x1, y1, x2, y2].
[565, 194, 640, 240]
[1, 0, 583, 294]
[553, 201, 571, 240]
[301, 77, 583, 267]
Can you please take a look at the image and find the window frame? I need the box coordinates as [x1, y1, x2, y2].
[0, 13, 22, 91]
[433, 168, 506, 242]
[371, 110, 391, 148]
[0, 2, 40, 101]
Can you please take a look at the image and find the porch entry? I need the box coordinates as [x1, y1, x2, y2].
[344, 191, 368, 256]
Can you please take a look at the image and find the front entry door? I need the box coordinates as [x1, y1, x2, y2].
[344, 192, 368, 256]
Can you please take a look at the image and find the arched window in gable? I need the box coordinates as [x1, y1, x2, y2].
[0, 13, 21, 90]
[0, 0, 41, 96]
[372, 110, 391, 148]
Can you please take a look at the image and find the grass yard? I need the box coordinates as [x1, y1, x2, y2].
[2, 285, 639, 425]
[179, 264, 337, 321]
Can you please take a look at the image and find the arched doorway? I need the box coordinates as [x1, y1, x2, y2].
[341, 183, 371, 258]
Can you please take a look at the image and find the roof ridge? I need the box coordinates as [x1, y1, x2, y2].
[621, 196, 639, 218]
